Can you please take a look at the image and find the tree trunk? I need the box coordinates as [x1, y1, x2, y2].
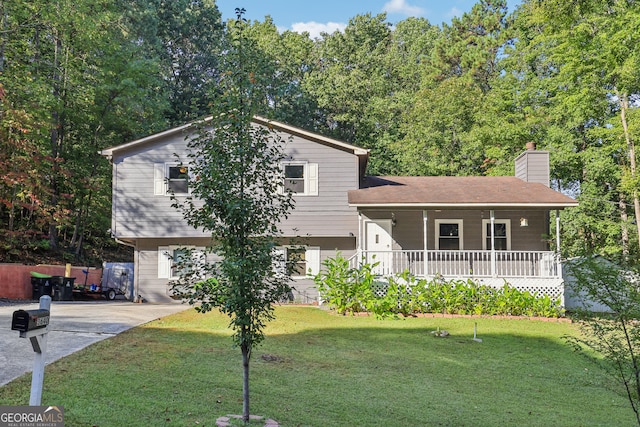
[619, 92, 640, 256]
[241, 338, 250, 422]
[8, 183, 16, 231]
[71, 156, 99, 256]
[70, 206, 82, 247]
[619, 194, 629, 262]
[48, 30, 63, 250]
[74, 233, 83, 259]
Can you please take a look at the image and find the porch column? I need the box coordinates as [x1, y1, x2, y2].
[555, 210, 561, 254]
[357, 213, 363, 252]
[490, 210, 496, 277]
[423, 210, 428, 276]
[556, 210, 564, 306]
[556, 210, 562, 277]
[133, 248, 140, 301]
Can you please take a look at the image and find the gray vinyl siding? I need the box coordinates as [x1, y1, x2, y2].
[515, 150, 550, 187]
[279, 131, 359, 236]
[360, 209, 550, 252]
[134, 237, 212, 303]
[110, 123, 361, 302]
[110, 127, 359, 240]
[426, 210, 549, 251]
[110, 132, 204, 239]
[133, 236, 355, 303]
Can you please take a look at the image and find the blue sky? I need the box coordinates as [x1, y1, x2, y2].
[215, 0, 522, 38]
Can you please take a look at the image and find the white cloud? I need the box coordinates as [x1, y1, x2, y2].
[290, 21, 347, 39]
[382, 0, 425, 17]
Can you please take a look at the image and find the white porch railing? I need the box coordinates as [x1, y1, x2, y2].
[352, 250, 560, 279]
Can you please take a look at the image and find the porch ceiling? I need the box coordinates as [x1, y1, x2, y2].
[348, 176, 578, 209]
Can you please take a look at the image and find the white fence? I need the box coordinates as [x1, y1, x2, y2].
[354, 250, 560, 279]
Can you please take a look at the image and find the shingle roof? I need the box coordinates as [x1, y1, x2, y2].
[348, 176, 578, 209]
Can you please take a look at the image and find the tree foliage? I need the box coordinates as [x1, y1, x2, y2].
[565, 257, 640, 425]
[503, 0, 640, 260]
[0, 0, 221, 263]
[122, 0, 225, 126]
[302, 13, 441, 174]
[170, 13, 295, 423]
[243, 17, 318, 129]
[2, 0, 640, 265]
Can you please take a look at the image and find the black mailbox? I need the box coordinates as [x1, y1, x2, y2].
[11, 309, 50, 332]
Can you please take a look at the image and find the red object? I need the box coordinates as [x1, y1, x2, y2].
[0, 264, 102, 299]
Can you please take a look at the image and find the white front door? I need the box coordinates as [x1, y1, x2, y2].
[365, 220, 393, 275]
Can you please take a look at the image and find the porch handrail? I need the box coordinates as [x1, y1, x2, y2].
[353, 249, 559, 278]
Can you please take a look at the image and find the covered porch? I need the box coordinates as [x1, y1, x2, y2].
[351, 247, 563, 300]
[347, 175, 578, 300]
[352, 207, 562, 279]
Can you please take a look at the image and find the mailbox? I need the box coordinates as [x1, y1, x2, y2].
[11, 309, 50, 333]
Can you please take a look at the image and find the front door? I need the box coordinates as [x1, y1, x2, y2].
[365, 220, 393, 275]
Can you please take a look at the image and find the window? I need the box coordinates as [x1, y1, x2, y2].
[275, 246, 320, 278]
[288, 246, 307, 276]
[168, 165, 189, 194]
[170, 247, 190, 278]
[435, 220, 463, 250]
[482, 219, 511, 250]
[154, 163, 190, 196]
[284, 164, 305, 193]
[158, 246, 205, 279]
[281, 162, 318, 196]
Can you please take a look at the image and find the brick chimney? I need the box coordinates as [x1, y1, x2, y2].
[515, 142, 550, 187]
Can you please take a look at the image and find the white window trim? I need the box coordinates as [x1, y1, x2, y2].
[434, 219, 464, 250]
[281, 161, 318, 196]
[482, 219, 511, 250]
[154, 162, 191, 196]
[276, 246, 321, 279]
[158, 245, 205, 279]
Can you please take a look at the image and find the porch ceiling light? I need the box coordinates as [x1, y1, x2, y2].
[520, 217, 529, 227]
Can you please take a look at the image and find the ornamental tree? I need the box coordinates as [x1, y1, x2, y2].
[170, 10, 295, 423]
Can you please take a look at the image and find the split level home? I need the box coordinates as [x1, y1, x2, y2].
[101, 117, 578, 304]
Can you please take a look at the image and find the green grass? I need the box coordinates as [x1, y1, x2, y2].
[0, 307, 635, 426]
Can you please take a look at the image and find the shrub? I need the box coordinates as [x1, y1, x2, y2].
[314, 256, 563, 318]
[313, 253, 374, 315]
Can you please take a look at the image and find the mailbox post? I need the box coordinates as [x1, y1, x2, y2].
[11, 295, 51, 406]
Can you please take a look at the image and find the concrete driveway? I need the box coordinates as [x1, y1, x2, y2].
[0, 300, 190, 386]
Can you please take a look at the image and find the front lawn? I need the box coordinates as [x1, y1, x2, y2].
[0, 307, 634, 426]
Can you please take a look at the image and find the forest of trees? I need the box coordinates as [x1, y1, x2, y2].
[0, 0, 638, 265]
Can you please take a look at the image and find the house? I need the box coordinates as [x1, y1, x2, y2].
[348, 145, 578, 303]
[101, 118, 577, 304]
